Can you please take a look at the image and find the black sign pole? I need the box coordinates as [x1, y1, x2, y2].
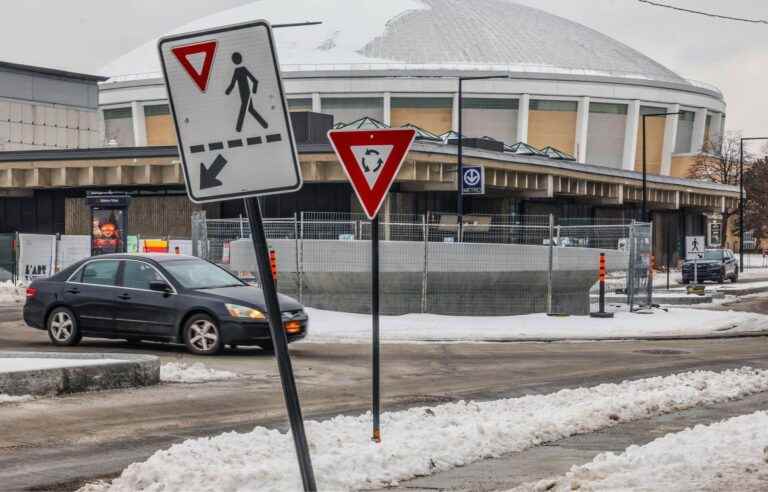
[243, 197, 317, 492]
[371, 214, 381, 442]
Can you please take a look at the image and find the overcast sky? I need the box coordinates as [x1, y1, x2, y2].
[2, 0, 766, 142]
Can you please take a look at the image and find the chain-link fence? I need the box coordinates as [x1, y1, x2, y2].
[193, 212, 653, 316]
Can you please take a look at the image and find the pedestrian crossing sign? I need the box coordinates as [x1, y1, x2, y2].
[158, 20, 302, 203]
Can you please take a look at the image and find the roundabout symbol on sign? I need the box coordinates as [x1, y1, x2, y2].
[464, 168, 481, 186]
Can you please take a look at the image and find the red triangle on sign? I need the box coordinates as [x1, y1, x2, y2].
[171, 40, 218, 92]
[328, 129, 417, 219]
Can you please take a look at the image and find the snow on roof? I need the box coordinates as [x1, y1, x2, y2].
[102, 0, 688, 87]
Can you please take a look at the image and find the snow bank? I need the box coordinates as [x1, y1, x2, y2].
[88, 367, 768, 492]
[303, 307, 768, 342]
[0, 394, 33, 404]
[0, 280, 25, 304]
[520, 410, 768, 492]
[160, 362, 238, 383]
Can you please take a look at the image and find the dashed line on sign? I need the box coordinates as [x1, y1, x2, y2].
[190, 133, 283, 154]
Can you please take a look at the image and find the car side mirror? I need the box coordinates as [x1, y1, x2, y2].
[149, 280, 172, 294]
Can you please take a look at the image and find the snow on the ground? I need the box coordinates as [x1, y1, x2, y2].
[160, 362, 238, 383]
[0, 393, 33, 404]
[517, 410, 768, 492]
[84, 367, 768, 492]
[0, 280, 25, 304]
[302, 307, 768, 342]
[0, 358, 124, 372]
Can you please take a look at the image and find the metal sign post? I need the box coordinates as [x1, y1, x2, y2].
[327, 128, 417, 442]
[159, 19, 316, 491]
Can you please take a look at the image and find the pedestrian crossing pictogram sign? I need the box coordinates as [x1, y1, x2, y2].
[158, 20, 301, 203]
[327, 129, 417, 219]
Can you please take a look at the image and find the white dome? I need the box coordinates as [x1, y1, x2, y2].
[102, 0, 687, 85]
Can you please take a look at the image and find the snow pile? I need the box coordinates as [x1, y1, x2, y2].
[160, 362, 238, 383]
[303, 307, 768, 342]
[0, 394, 33, 404]
[0, 280, 25, 304]
[88, 367, 768, 492]
[521, 410, 768, 492]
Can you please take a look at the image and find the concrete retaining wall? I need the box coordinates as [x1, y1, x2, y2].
[230, 239, 629, 316]
[0, 352, 160, 397]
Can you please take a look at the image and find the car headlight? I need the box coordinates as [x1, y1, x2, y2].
[225, 303, 266, 320]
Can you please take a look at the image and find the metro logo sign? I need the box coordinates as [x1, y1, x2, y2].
[327, 129, 417, 219]
[171, 40, 218, 92]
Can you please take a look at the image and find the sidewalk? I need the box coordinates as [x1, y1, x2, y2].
[383, 391, 768, 491]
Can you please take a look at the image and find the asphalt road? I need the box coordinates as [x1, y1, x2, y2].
[1, 316, 768, 491]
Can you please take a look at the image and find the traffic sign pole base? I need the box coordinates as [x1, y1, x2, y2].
[590, 312, 615, 318]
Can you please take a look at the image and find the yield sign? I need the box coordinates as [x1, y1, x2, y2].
[328, 128, 417, 219]
[171, 40, 218, 92]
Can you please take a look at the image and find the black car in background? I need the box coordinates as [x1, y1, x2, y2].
[681, 249, 738, 284]
[23, 254, 307, 355]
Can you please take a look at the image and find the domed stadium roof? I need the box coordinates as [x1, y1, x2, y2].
[102, 0, 687, 85]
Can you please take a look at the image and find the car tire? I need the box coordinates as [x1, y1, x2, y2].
[732, 271, 739, 283]
[47, 307, 82, 346]
[183, 314, 223, 355]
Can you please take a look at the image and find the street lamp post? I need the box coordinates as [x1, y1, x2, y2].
[738, 137, 768, 272]
[641, 111, 682, 223]
[456, 75, 510, 238]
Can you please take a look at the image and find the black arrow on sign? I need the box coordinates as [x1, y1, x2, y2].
[200, 154, 227, 189]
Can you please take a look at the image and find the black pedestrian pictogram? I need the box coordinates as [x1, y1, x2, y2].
[225, 52, 269, 132]
[362, 149, 384, 173]
[691, 238, 700, 252]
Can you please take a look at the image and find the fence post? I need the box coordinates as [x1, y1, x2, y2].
[421, 213, 429, 313]
[547, 213, 554, 315]
[298, 212, 304, 304]
[646, 223, 654, 306]
[239, 214, 245, 238]
[627, 222, 636, 311]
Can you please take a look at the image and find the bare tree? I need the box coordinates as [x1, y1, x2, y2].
[687, 132, 752, 246]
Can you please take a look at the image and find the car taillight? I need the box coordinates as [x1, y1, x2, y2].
[26, 287, 37, 299]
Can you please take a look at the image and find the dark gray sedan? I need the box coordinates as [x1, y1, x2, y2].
[23, 254, 307, 355]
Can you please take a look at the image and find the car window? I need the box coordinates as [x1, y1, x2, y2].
[122, 261, 164, 290]
[80, 260, 120, 286]
[700, 250, 723, 261]
[163, 259, 244, 289]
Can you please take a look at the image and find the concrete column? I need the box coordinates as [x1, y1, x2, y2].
[131, 101, 147, 147]
[660, 103, 680, 176]
[451, 92, 459, 132]
[311, 93, 321, 113]
[516, 94, 530, 143]
[383, 92, 391, 126]
[622, 100, 640, 170]
[691, 108, 707, 153]
[575, 96, 590, 163]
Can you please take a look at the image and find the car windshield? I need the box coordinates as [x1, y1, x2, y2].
[163, 259, 245, 289]
[699, 250, 724, 261]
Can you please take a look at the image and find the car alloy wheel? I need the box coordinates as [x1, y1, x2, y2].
[47, 308, 82, 346]
[184, 315, 223, 355]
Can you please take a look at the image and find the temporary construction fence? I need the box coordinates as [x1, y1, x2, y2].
[193, 211, 653, 316]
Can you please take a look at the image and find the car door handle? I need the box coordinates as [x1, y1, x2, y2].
[66, 287, 80, 294]
[117, 293, 131, 300]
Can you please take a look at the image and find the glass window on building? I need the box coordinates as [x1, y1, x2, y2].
[144, 104, 175, 146]
[103, 107, 134, 147]
[463, 98, 518, 144]
[321, 97, 384, 126]
[586, 103, 627, 168]
[391, 97, 453, 134]
[287, 98, 313, 112]
[674, 110, 695, 154]
[528, 99, 578, 154]
[635, 106, 667, 174]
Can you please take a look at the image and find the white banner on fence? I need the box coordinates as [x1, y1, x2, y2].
[19, 234, 56, 283]
[169, 239, 193, 256]
[57, 235, 91, 271]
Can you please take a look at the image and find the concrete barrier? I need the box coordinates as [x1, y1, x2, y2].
[0, 352, 160, 397]
[230, 239, 629, 316]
